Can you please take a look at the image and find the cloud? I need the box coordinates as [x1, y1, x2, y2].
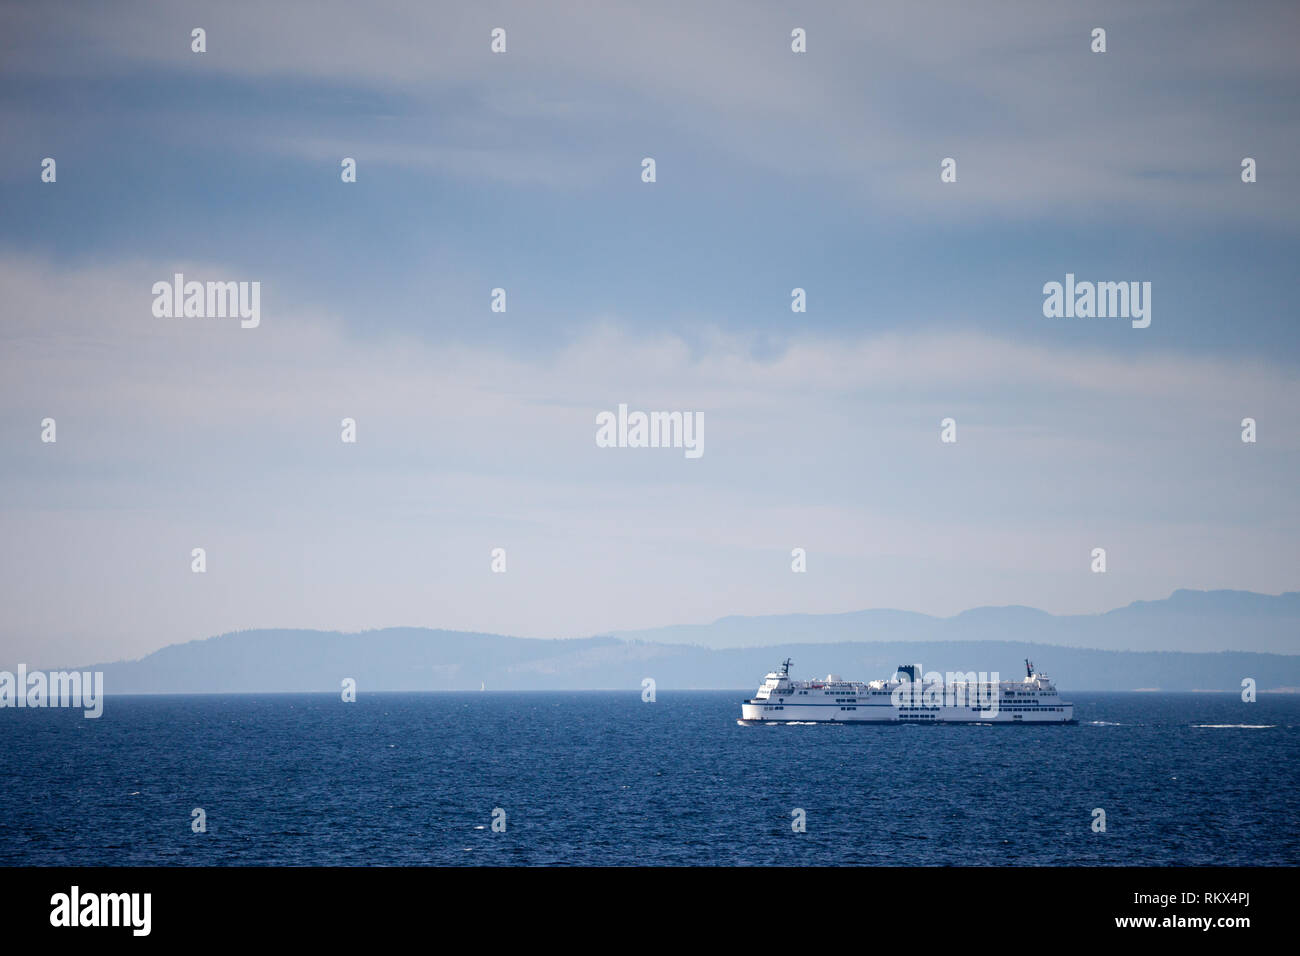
[2, 1, 1296, 219]
[2, 255, 1294, 428]
[1, 254, 1297, 665]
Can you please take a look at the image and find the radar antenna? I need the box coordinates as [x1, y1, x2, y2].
[780, 658, 792, 676]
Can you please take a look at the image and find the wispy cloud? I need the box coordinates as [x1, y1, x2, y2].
[2, 255, 1296, 664]
[3, 1, 1297, 219]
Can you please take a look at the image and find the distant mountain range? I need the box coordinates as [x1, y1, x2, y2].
[76, 630, 1298, 694]
[60, 589, 1300, 694]
[612, 589, 1300, 654]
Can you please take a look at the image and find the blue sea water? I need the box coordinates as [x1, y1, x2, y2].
[0, 691, 1296, 866]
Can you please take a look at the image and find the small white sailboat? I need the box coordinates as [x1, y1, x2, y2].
[480, 681, 485, 692]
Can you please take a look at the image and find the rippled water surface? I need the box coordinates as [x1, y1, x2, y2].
[1, 691, 1296, 865]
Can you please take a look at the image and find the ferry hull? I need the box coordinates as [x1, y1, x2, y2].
[739, 701, 1074, 724]
[739, 658, 1074, 725]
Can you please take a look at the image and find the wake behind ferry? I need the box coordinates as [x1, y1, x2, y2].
[739, 659, 1074, 724]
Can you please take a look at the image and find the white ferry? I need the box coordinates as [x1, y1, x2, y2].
[739, 659, 1074, 724]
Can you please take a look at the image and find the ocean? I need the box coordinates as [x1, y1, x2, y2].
[1, 691, 1296, 866]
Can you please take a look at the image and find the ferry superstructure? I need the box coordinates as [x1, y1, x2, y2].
[739, 659, 1074, 724]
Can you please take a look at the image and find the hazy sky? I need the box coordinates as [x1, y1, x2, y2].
[1, 1, 1298, 667]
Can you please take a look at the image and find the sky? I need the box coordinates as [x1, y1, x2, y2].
[1, 0, 1298, 667]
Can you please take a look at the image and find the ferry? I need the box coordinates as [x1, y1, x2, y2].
[739, 659, 1074, 724]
